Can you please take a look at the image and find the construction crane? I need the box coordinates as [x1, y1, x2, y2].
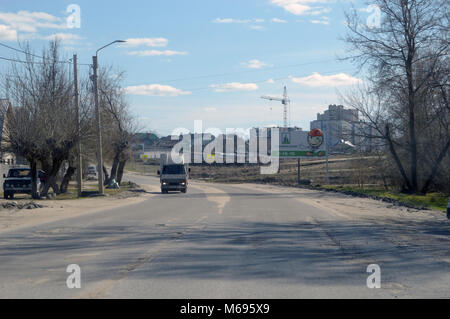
[261, 86, 290, 128]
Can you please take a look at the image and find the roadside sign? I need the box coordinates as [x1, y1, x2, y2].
[274, 129, 326, 158]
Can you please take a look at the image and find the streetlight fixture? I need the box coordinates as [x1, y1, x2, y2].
[92, 40, 126, 195]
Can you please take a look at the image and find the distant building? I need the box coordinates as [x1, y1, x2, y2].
[310, 104, 375, 153]
[131, 132, 159, 151]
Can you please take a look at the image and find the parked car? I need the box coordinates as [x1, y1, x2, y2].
[2, 168, 44, 199]
[87, 165, 97, 180]
[88, 165, 97, 174]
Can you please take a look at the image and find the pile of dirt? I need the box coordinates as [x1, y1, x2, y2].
[111, 181, 147, 199]
[126, 181, 141, 189]
[1, 201, 44, 210]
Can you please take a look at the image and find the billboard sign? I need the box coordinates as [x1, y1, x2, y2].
[274, 128, 326, 158]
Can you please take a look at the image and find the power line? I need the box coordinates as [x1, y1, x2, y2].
[0, 42, 355, 91]
[0, 54, 91, 66]
[0, 42, 92, 66]
[0, 55, 39, 64]
[184, 67, 356, 92]
[0, 42, 44, 59]
[155, 58, 337, 84]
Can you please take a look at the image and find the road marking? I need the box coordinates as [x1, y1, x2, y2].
[294, 197, 351, 220]
[191, 183, 230, 215]
[26, 277, 51, 285]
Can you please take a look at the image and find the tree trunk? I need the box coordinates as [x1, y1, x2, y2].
[41, 160, 62, 197]
[29, 160, 40, 199]
[116, 160, 126, 185]
[109, 154, 120, 182]
[406, 50, 418, 193]
[102, 165, 110, 186]
[60, 166, 76, 193]
[386, 124, 412, 192]
[421, 139, 450, 194]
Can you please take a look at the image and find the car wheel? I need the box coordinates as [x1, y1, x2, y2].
[4, 191, 8, 199]
[181, 189, 187, 193]
[9, 192, 14, 199]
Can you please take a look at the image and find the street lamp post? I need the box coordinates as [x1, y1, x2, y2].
[92, 40, 126, 195]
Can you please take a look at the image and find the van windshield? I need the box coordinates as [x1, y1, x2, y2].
[162, 165, 185, 175]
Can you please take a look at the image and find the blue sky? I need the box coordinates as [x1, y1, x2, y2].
[0, 0, 371, 136]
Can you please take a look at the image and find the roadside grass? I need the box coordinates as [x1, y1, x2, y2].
[52, 184, 130, 200]
[125, 160, 158, 176]
[318, 185, 448, 212]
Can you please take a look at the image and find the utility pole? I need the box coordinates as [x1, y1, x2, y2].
[73, 54, 82, 197]
[92, 40, 126, 195]
[297, 158, 301, 185]
[92, 55, 104, 195]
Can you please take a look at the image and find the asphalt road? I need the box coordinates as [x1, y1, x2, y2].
[0, 173, 449, 298]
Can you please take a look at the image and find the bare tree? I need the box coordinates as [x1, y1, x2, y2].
[98, 67, 136, 185]
[0, 40, 92, 197]
[0, 99, 43, 198]
[342, 0, 449, 193]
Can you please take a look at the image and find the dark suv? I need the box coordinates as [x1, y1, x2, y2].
[2, 168, 44, 199]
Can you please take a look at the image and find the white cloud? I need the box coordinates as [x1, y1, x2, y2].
[43, 33, 83, 44]
[291, 72, 362, 87]
[204, 107, 217, 112]
[270, 0, 331, 16]
[213, 18, 250, 24]
[250, 25, 264, 30]
[359, 7, 372, 13]
[127, 50, 188, 57]
[242, 59, 270, 69]
[271, 18, 287, 23]
[125, 84, 191, 96]
[0, 10, 65, 34]
[309, 7, 332, 15]
[210, 82, 259, 92]
[213, 18, 264, 24]
[0, 24, 17, 41]
[122, 38, 169, 47]
[0, 10, 70, 41]
[310, 16, 329, 25]
[266, 79, 276, 84]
